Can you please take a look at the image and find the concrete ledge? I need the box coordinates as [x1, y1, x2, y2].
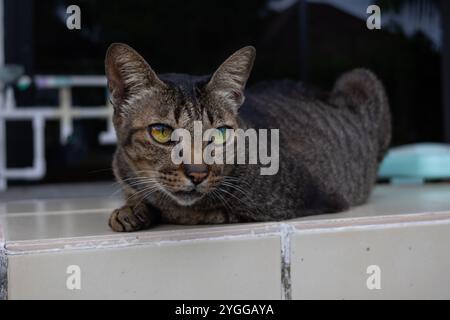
[1, 183, 450, 299]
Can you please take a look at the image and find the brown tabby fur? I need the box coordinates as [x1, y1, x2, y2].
[105, 43, 391, 232]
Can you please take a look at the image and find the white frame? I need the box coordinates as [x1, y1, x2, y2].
[0, 75, 115, 190]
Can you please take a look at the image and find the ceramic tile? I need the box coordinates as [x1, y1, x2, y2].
[7, 236, 282, 299]
[3, 210, 114, 242]
[290, 221, 450, 299]
[0, 182, 117, 202]
[0, 197, 121, 216]
[2, 184, 450, 245]
[290, 184, 450, 223]
[3, 206, 280, 249]
[2, 183, 450, 299]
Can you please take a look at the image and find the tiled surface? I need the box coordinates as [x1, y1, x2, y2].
[1, 183, 450, 244]
[7, 237, 282, 300]
[290, 221, 450, 299]
[0, 196, 121, 216]
[0, 181, 117, 202]
[1, 183, 450, 299]
[294, 183, 450, 221]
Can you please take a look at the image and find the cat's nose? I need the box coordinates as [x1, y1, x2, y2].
[183, 164, 209, 185]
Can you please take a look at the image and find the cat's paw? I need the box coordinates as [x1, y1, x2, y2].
[108, 205, 152, 232]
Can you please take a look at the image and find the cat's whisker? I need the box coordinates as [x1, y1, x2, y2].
[110, 177, 159, 198]
[133, 170, 163, 176]
[127, 178, 159, 191]
[121, 176, 158, 183]
[126, 184, 160, 203]
[220, 181, 251, 197]
[216, 184, 260, 217]
[126, 179, 159, 187]
[219, 180, 255, 204]
[134, 187, 161, 208]
[210, 189, 233, 214]
[221, 176, 252, 189]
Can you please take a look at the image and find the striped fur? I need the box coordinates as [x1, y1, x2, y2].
[105, 44, 391, 232]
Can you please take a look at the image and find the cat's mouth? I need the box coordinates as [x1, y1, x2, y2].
[168, 190, 205, 206]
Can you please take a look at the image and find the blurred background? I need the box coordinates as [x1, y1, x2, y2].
[0, 0, 449, 188]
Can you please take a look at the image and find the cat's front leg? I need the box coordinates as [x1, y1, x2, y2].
[109, 203, 155, 232]
[108, 186, 159, 231]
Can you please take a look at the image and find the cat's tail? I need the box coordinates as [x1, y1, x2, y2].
[329, 68, 391, 161]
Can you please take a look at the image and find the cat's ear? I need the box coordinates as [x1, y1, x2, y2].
[206, 46, 255, 109]
[105, 43, 166, 109]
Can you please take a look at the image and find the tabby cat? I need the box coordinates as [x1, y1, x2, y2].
[105, 43, 391, 232]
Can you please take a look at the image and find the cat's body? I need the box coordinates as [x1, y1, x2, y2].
[106, 44, 390, 231]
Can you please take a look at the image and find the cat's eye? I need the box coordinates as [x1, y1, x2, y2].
[148, 124, 173, 144]
[210, 126, 232, 145]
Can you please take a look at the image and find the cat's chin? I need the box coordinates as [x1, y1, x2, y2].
[167, 190, 204, 206]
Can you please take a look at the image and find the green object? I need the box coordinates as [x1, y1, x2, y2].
[17, 75, 32, 91]
[379, 143, 450, 181]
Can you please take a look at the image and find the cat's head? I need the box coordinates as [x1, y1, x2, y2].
[105, 43, 255, 206]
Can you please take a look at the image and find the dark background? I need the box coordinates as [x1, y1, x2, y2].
[3, 0, 447, 184]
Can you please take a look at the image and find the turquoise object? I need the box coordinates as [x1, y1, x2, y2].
[379, 143, 450, 182]
[17, 75, 32, 91]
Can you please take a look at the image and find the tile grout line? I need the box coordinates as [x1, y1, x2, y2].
[280, 223, 296, 300]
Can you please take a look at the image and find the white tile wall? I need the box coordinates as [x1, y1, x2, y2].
[290, 221, 450, 299]
[7, 237, 282, 300]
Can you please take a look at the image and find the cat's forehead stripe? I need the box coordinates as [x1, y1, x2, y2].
[173, 105, 181, 125]
[206, 108, 214, 124]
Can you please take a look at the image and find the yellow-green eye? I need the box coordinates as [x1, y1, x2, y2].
[149, 124, 173, 144]
[211, 126, 232, 145]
